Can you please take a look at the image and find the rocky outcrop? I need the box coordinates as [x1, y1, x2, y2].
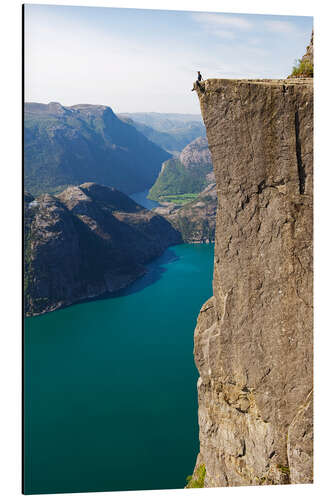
[192, 77, 313, 486]
[301, 30, 313, 67]
[24, 183, 181, 316]
[179, 137, 212, 172]
[288, 31, 313, 78]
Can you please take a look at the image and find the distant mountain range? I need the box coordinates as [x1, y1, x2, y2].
[24, 183, 181, 316]
[118, 112, 205, 153]
[24, 102, 171, 196]
[118, 112, 203, 129]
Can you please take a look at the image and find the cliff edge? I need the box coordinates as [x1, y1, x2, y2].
[192, 77, 313, 486]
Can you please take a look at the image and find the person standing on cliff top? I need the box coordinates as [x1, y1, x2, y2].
[192, 71, 203, 91]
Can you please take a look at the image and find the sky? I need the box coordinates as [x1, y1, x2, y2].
[24, 4, 313, 113]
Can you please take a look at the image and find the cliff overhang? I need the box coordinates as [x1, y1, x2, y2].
[192, 77, 313, 487]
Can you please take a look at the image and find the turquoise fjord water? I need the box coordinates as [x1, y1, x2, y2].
[24, 243, 214, 494]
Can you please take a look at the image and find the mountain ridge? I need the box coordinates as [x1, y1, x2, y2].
[24, 102, 171, 196]
[24, 182, 182, 316]
[118, 112, 205, 153]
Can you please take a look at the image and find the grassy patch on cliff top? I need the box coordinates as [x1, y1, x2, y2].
[291, 58, 313, 77]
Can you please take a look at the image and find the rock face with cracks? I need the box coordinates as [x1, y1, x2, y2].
[192, 77, 313, 487]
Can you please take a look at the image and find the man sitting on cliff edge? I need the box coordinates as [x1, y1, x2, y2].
[192, 71, 203, 91]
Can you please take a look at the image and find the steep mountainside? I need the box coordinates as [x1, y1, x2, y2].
[148, 137, 213, 202]
[24, 102, 170, 196]
[179, 136, 212, 170]
[192, 77, 313, 486]
[154, 183, 217, 243]
[24, 183, 181, 316]
[118, 112, 205, 153]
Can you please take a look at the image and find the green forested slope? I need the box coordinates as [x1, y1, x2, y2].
[148, 137, 213, 201]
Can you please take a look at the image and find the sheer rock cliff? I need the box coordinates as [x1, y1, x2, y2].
[192, 77, 313, 486]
